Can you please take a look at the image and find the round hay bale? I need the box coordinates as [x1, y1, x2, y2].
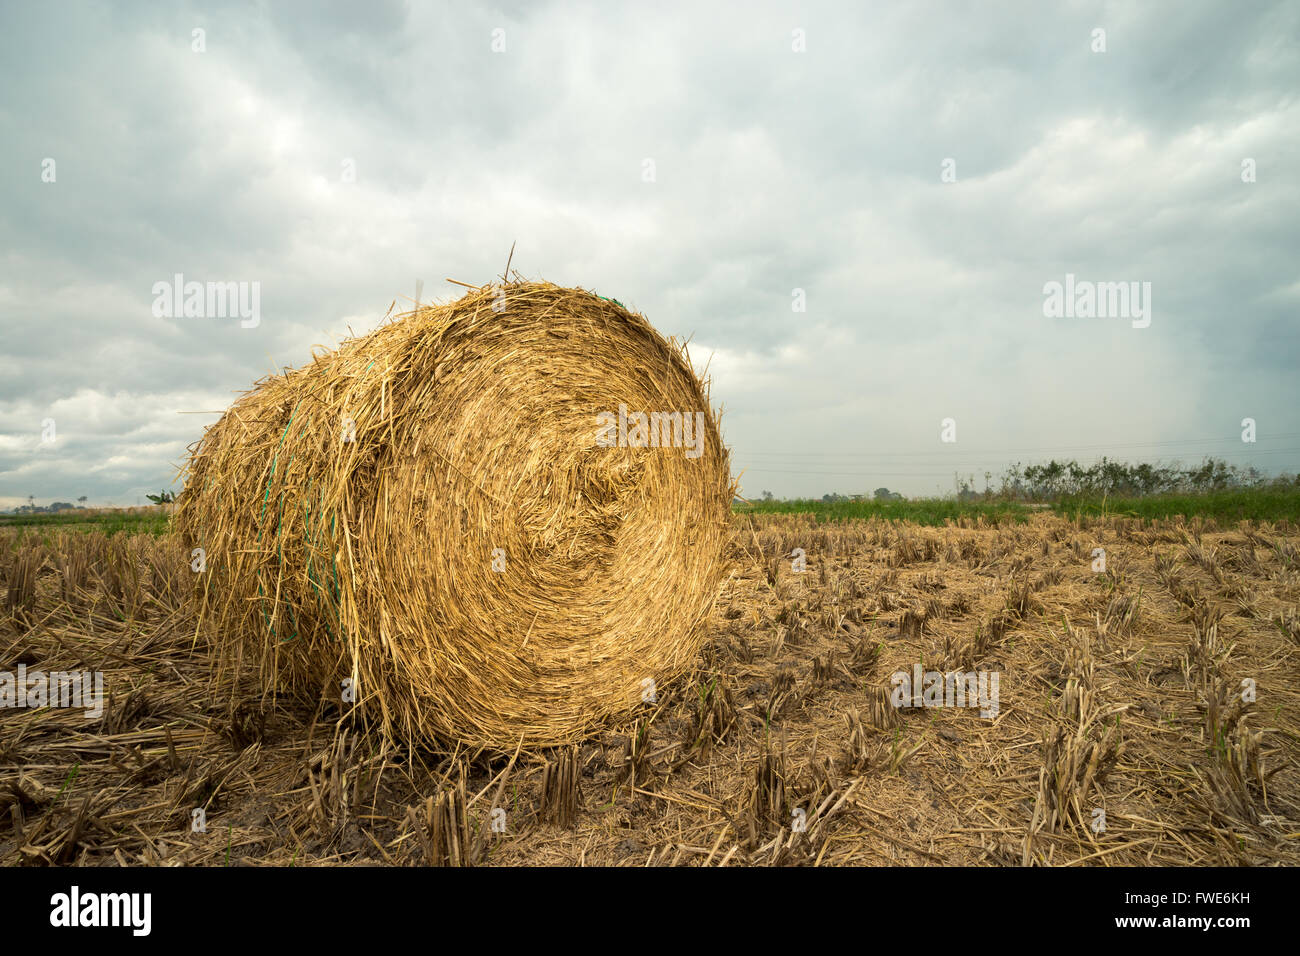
[176, 281, 734, 750]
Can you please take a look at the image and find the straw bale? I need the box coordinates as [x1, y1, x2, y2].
[176, 281, 734, 750]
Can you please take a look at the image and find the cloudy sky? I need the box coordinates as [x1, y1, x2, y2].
[1, 0, 1297, 506]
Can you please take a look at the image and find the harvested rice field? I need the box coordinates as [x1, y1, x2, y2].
[2, 511, 1296, 866]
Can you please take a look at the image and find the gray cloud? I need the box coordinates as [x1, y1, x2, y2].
[1, 0, 1296, 506]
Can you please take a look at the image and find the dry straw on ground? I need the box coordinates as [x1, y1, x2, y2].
[6, 511, 1295, 866]
[176, 280, 734, 752]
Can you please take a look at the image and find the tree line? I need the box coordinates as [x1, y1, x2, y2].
[965, 457, 1299, 501]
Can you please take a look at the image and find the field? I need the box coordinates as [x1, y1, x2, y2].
[1, 507, 1297, 866]
[737, 486, 1300, 525]
[0, 507, 172, 537]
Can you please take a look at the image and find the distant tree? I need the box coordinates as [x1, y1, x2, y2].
[761, 490, 774, 501]
[77, 495, 88, 504]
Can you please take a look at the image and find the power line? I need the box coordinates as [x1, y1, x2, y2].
[738, 449, 1300, 479]
[736, 448, 1300, 472]
[735, 433, 1300, 459]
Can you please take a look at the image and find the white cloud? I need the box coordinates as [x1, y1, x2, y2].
[0, 0, 1296, 502]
